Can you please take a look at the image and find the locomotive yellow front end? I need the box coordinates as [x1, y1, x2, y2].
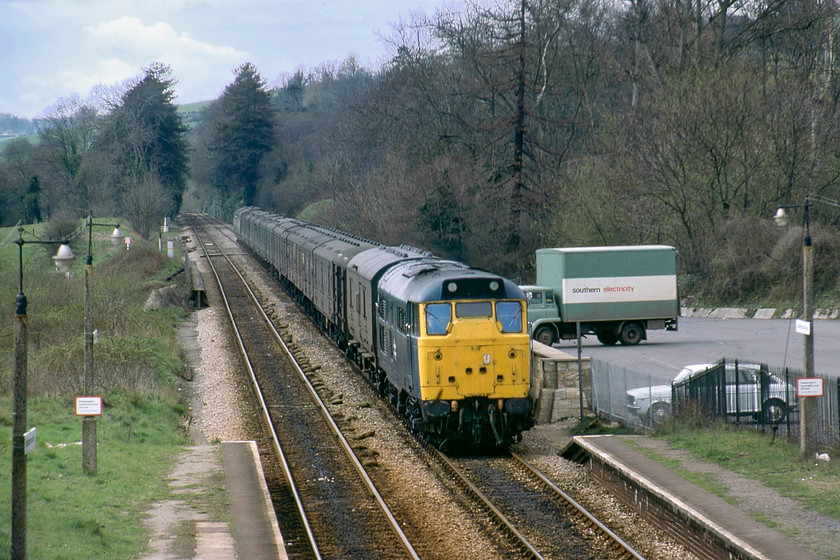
[416, 297, 533, 447]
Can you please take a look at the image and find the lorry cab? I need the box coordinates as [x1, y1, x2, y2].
[520, 285, 561, 345]
[520, 286, 555, 320]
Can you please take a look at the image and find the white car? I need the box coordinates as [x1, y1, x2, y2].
[626, 362, 795, 426]
[626, 364, 712, 425]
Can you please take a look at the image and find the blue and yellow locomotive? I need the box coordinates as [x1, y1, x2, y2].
[233, 207, 533, 449]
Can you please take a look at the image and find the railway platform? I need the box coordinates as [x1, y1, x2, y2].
[221, 441, 287, 560]
[562, 435, 822, 560]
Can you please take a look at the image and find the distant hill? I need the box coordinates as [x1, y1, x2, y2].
[0, 101, 210, 144]
[178, 100, 212, 129]
[0, 113, 38, 138]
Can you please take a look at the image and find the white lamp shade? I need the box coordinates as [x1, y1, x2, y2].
[53, 243, 76, 275]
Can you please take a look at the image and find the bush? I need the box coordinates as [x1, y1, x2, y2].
[0, 225, 188, 400]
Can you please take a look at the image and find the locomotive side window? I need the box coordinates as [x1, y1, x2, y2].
[455, 301, 492, 318]
[425, 303, 452, 335]
[496, 301, 524, 333]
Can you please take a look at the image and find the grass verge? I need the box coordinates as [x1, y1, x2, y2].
[0, 220, 194, 559]
[0, 394, 188, 559]
[649, 421, 840, 520]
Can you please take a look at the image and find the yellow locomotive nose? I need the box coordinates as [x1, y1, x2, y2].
[419, 326, 529, 401]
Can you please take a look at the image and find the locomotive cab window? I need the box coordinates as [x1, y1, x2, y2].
[455, 301, 492, 318]
[496, 301, 524, 333]
[425, 303, 452, 335]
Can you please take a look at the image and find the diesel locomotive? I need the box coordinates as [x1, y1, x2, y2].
[233, 207, 534, 449]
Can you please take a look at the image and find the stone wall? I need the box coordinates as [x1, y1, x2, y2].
[529, 342, 591, 424]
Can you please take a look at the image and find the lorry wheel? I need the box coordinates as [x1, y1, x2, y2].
[597, 331, 619, 345]
[619, 323, 644, 345]
[534, 326, 555, 346]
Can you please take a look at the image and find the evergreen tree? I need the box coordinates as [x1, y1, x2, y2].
[104, 62, 189, 228]
[24, 175, 41, 223]
[210, 62, 276, 207]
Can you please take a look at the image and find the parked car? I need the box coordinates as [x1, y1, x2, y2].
[626, 364, 712, 425]
[626, 362, 796, 426]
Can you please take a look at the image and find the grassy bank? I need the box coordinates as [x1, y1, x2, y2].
[0, 396, 187, 559]
[651, 421, 840, 520]
[0, 220, 191, 559]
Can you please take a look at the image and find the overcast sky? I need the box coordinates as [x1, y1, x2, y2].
[1, 0, 462, 119]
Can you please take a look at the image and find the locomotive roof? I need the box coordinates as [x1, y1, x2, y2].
[378, 258, 524, 303]
[347, 245, 432, 283]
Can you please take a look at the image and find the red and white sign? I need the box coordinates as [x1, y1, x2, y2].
[75, 396, 103, 416]
[797, 378, 824, 398]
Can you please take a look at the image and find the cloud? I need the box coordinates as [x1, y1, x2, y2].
[1, 0, 449, 118]
[85, 16, 245, 61]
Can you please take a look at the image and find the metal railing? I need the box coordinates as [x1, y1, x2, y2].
[592, 357, 840, 447]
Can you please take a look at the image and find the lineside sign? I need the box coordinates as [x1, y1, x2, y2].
[75, 396, 103, 416]
[797, 378, 824, 398]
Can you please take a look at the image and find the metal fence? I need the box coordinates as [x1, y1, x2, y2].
[592, 357, 840, 448]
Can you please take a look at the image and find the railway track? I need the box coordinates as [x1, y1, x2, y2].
[434, 447, 647, 559]
[180, 213, 662, 559]
[183, 213, 419, 560]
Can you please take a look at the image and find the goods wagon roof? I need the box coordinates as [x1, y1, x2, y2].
[284, 224, 334, 250]
[379, 259, 524, 303]
[313, 236, 376, 266]
[233, 206, 256, 221]
[271, 217, 306, 237]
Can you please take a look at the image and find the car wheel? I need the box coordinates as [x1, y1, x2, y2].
[619, 323, 644, 346]
[648, 402, 671, 426]
[762, 398, 788, 424]
[534, 326, 555, 346]
[597, 331, 619, 346]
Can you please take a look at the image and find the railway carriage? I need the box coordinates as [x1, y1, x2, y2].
[310, 234, 374, 344]
[233, 206, 534, 450]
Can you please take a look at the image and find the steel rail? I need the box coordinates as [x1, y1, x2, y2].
[431, 447, 545, 559]
[188, 214, 322, 559]
[188, 214, 420, 560]
[510, 451, 647, 560]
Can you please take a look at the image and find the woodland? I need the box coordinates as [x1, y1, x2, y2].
[3, 0, 840, 306]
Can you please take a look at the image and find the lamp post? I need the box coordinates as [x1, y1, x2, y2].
[12, 229, 75, 560]
[82, 214, 122, 474]
[775, 195, 840, 458]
